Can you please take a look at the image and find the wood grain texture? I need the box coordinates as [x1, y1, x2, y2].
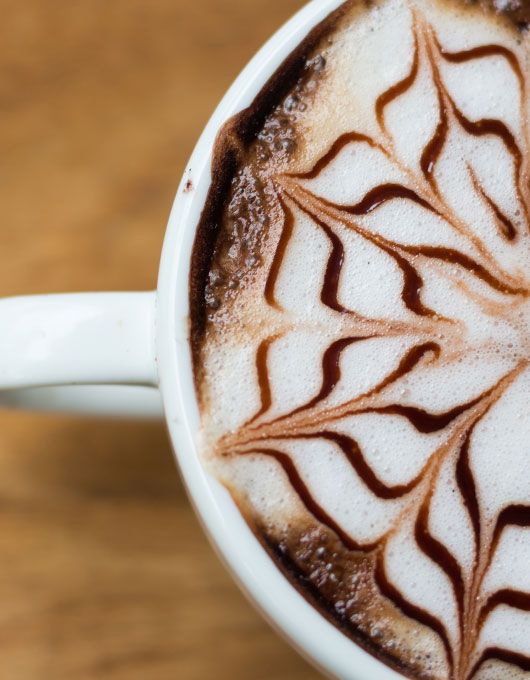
[0, 1, 324, 678]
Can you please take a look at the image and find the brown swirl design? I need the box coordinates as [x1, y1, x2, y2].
[201, 7, 530, 680]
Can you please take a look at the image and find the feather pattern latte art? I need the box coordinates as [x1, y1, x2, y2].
[191, 1, 530, 678]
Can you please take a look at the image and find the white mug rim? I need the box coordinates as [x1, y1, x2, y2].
[156, 2, 404, 678]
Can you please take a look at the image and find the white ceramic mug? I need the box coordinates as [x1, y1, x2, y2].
[0, 2, 403, 678]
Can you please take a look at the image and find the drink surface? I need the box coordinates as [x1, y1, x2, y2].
[190, 1, 530, 677]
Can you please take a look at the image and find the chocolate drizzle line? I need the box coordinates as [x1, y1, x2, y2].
[318, 218, 350, 314]
[453, 107, 522, 172]
[247, 448, 375, 552]
[362, 398, 481, 434]
[401, 245, 527, 297]
[455, 431, 481, 559]
[374, 549, 455, 672]
[490, 504, 530, 565]
[369, 239, 433, 317]
[439, 43, 524, 90]
[422, 38, 449, 194]
[257, 341, 441, 430]
[290, 183, 528, 300]
[376, 29, 420, 135]
[261, 429, 428, 501]
[478, 589, 530, 632]
[244, 334, 280, 427]
[286, 336, 368, 418]
[364, 341, 440, 397]
[291, 189, 439, 317]
[291, 132, 383, 180]
[469, 647, 530, 676]
[310, 431, 424, 500]
[265, 195, 295, 311]
[288, 195, 351, 314]
[480, 190, 518, 242]
[341, 184, 438, 217]
[432, 29, 530, 226]
[449, 97, 529, 225]
[468, 166, 518, 241]
[415, 488, 466, 637]
[355, 371, 504, 438]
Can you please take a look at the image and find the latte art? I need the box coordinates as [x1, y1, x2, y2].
[190, 1, 530, 677]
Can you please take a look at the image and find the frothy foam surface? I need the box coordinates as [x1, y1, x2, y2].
[191, 0, 530, 677]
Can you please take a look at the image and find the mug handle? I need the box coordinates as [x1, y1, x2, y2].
[0, 292, 164, 418]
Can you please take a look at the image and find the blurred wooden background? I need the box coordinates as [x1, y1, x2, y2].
[0, 1, 325, 678]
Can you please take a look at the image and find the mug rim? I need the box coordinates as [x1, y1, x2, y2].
[156, 2, 404, 678]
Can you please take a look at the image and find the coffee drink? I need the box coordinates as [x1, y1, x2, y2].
[190, 0, 530, 677]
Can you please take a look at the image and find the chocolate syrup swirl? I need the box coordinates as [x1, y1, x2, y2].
[299, 431, 424, 500]
[318, 220, 349, 314]
[376, 31, 420, 134]
[196, 5, 530, 678]
[247, 448, 375, 552]
[449, 100, 528, 221]
[366, 341, 441, 396]
[268, 342, 442, 426]
[289, 180, 528, 326]
[291, 189, 439, 317]
[375, 549, 454, 671]
[490, 504, 530, 561]
[288, 337, 368, 417]
[482, 192, 518, 242]
[415, 490, 466, 635]
[287, 195, 354, 313]
[433, 30, 530, 224]
[438, 42, 524, 90]
[342, 183, 438, 217]
[470, 168, 518, 241]
[452, 108, 522, 171]
[361, 399, 480, 434]
[421, 56, 449, 193]
[470, 647, 530, 676]
[292, 132, 381, 180]
[373, 241, 434, 317]
[455, 432, 481, 558]
[299, 184, 527, 298]
[265, 196, 294, 311]
[245, 335, 280, 427]
[479, 589, 530, 631]
[401, 245, 527, 296]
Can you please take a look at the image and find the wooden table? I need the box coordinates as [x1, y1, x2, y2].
[0, 1, 324, 678]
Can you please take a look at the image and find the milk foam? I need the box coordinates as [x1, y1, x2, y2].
[196, 0, 530, 677]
